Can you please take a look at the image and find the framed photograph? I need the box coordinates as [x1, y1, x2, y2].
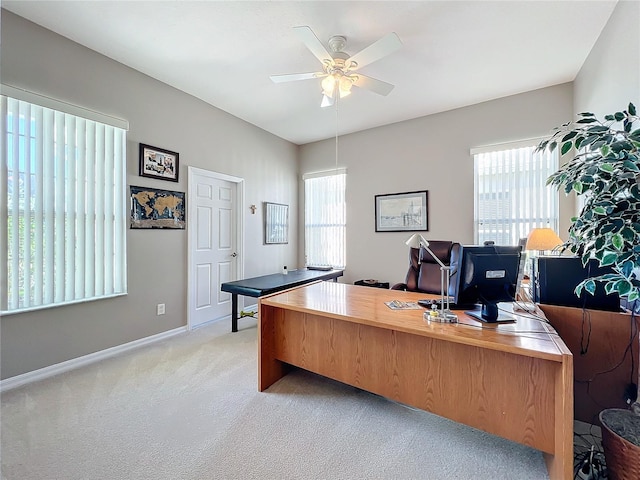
[130, 185, 186, 229]
[139, 143, 179, 182]
[264, 202, 289, 244]
[375, 190, 428, 232]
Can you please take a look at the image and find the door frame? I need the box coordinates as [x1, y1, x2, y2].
[187, 166, 244, 331]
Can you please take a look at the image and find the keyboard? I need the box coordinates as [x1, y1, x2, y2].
[418, 298, 460, 309]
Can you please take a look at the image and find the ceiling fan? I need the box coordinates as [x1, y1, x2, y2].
[270, 26, 402, 107]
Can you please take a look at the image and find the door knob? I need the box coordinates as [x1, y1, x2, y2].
[231, 252, 238, 258]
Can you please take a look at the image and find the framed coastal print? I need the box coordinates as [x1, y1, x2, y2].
[139, 143, 179, 182]
[264, 202, 289, 244]
[130, 185, 186, 229]
[375, 190, 428, 232]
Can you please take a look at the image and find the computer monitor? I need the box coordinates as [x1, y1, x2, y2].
[451, 244, 523, 323]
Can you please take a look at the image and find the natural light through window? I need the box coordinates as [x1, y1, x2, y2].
[1, 90, 128, 313]
[472, 141, 558, 245]
[303, 169, 346, 269]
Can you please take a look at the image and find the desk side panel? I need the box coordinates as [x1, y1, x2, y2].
[272, 310, 557, 454]
[258, 304, 289, 390]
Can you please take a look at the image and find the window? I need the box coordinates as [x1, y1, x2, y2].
[472, 140, 558, 245]
[303, 169, 346, 268]
[1, 88, 128, 313]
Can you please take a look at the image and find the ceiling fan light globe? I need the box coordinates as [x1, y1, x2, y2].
[321, 75, 336, 95]
[338, 76, 354, 94]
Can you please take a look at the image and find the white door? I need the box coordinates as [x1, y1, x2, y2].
[188, 167, 243, 329]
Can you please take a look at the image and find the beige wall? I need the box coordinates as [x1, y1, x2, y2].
[299, 84, 574, 286]
[1, 11, 299, 379]
[574, 0, 639, 121]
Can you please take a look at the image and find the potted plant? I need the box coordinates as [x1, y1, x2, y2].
[538, 103, 640, 479]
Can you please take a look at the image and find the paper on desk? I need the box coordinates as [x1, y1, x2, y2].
[385, 300, 422, 310]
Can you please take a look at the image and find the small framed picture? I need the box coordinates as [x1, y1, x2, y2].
[139, 143, 179, 182]
[264, 202, 289, 244]
[375, 190, 429, 232]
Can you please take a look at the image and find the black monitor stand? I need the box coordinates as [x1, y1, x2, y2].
[465, 302, 516, 323]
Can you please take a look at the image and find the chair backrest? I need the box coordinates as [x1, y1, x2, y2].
[403, 240, 461, 294]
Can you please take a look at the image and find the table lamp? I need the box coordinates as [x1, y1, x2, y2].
[405, 234, 458, 323]
[525, 228, 563, 255]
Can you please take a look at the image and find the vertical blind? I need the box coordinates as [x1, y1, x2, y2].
[304, 169, 346, 268]
[472, 141, 558, 245]
[1, 93, 127, 313]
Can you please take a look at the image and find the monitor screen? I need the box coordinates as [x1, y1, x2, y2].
[451, 245, 522, 322]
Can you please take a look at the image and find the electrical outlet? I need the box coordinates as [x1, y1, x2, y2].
[157, 303, 165, 315]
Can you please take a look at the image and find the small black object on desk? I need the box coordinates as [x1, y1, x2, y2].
[354, 279, 389, 289]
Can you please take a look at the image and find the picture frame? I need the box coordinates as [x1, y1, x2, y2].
[130, 185, 186, 229]
[264, 202, 289, 244]
[139, 143, 179, 182]
[375, 190, 428, 232]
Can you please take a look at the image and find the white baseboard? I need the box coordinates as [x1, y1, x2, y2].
[0, 326, 188, 393]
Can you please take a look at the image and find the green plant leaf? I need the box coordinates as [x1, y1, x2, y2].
[601, 251, 618, 266]
[561, 131, 578, 142]
[592, 205, 606, 215]
[561, 141, 573, 155]
[605, 114, 615, 121]
[599, 163, 614, 173]
[612, 233, 624, 250]
[587, 125, 610, 133]
[579, 112, 596, 117]
[611, 140, 634, 152]
[629, 103, 637, 115]
[615, 280, 633, 296]
[614, 112, 625, 121]
[585, 279, 597, 295]
[577, 118, 598, 123]
[600, 145, 611, 157]
[573, 181, 584, 194]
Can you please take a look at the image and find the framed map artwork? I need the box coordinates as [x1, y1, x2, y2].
[130, 186, 186, 229]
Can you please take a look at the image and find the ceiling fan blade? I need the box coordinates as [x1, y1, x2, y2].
[293, 26, 333, 64]
[352, 74, 395, 96]
[270, 72, 326, 83]
[348, 32, 402, 70]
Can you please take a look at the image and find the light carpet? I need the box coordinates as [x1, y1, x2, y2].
[1, 318, 550, 479]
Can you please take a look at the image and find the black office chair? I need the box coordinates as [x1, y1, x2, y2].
[391, 240, 461, 294]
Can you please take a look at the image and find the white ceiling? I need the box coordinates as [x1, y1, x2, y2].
[3, 1, 618, 145]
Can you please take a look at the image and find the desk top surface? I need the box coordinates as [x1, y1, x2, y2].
[260, 281, 571, 362]
[221, 269, 343, 298]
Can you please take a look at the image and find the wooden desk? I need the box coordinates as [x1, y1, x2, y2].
[539, 303, 638, 424]
[259, 282, 573, 480]
[220, 268, 343, 332]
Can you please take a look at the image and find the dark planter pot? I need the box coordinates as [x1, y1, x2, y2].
[600, 408, 640, 480]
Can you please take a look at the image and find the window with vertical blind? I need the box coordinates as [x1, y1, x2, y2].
[303, 169, 346, 269]
[472, 140, 558, 245]
[1, 87, 128, 313]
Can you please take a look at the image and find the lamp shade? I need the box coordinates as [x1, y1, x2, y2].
[525, 228, 562, 252]
[405, 233, 428, 249]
